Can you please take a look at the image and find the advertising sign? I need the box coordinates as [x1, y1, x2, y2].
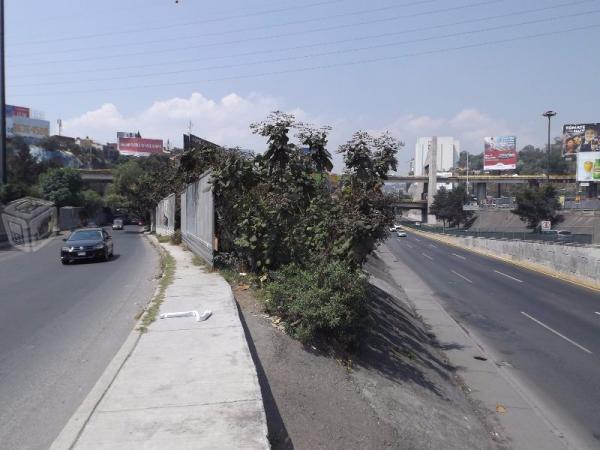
[183, 133, 220, 151]
[117, 131, 138, 140]
[563, 123, 600, 156]
[576, 151, 600, 182]
[118, 137, 163, 156]
[7, 116, 50, 139]
[5, 104, 30, 118]
[484, 136, 517, 170]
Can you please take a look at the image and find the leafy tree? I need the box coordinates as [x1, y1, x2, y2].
[39, 168, 83, 207]
[80, 189, 105, 220]
[517, 141, 574, 175]
[512, 184, 561, 229]
[251, 111, 296, 175]
[430, 184, 473, 228]
[296, 125, 333, 172]
[457, 151, 483, 171]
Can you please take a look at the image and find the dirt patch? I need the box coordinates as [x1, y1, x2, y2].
[234, 275, 501, 450]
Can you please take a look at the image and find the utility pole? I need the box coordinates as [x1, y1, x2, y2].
[542, 111, 557, 181]
[57, 119, 63, 136]
[0, 0, 6, 185]
[466, 150, 469, 196]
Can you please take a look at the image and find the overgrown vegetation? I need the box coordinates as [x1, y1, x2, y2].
[138, 252, 175, 333]
[264, 262, 368, 346]
[170, 229, 182, 245]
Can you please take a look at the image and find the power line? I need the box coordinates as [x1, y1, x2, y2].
[10, 9, 600, 89]
[6, 0, 499, 67]
[10, 0, 349, 46]
[8, 0, 591, 79]
[11, 24, 599, 97]
[9, 0, 442, 57]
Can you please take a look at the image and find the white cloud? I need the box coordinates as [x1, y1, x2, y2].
[63, 96, 534, 175]
[63, 92, 283, 150]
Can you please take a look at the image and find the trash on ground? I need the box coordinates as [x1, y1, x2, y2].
[160, 310, 212, 322]
[495, 403, 507, 414]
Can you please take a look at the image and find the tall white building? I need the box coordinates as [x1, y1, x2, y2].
[413, 136, 460, 176]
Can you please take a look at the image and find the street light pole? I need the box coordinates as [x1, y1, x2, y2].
[0, 0, 6, 185]
[542, 111, 557, 181]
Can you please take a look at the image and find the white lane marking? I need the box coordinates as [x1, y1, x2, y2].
[422, 253, 434, 261]
[595, 312, 600, 316]
[521, 312, 592, 354]
[452, 253, 466, 260]
[414, 238, 420, 241]
[429, 243, 437, 248]
[406, 243, 413, 249]
[494, 270, 523, 283]
[451, 270, 473, 284]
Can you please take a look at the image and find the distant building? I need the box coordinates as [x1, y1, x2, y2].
[414, 137, 459, 176]
[103, 143, 120, 161]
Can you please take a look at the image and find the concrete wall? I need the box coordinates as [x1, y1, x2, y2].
[155, 193, 176, 236]
[181, 170, 214, 266]
[438, 234, 600, 288]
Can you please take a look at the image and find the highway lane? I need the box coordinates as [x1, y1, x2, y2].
[386, 232, 600, 448]
[0, 226, 160, 450]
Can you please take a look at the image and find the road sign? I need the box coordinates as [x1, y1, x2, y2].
[541, 220, 551, 231]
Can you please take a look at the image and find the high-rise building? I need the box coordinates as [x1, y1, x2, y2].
[413, 137, 459, 176]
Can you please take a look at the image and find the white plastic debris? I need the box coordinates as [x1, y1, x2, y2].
[159, 310, 212, 322]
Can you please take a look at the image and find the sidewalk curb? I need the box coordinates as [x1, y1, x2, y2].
[408, 228, 600, 293]
[50, 235, 165, 450]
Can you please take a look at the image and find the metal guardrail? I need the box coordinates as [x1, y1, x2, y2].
[400, 222, 593, 245]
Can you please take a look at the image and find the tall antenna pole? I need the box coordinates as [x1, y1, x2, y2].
[188, 120, 193, 136]
[0, 0, 7, 185]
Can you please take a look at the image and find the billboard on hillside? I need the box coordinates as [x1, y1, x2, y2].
[484, 136, 517, 170]
[563, 123, 600, 156]
[118, 137, 163, 156]
[576, 151, 600, 182]
[7, 116, 50, 139]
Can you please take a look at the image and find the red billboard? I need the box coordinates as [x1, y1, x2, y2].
[5, 105, 30, 118]
[118, 137, 163, 156]
[484, 136, 517, 171]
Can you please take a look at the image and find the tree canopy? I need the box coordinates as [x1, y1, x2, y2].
[512, 184, 561, 229]
[430, 184, 474, 228]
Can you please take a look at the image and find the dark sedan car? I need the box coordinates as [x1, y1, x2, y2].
[61, 228, 114, 264]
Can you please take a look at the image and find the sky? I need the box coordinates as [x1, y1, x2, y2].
[5, 0, 600, 173]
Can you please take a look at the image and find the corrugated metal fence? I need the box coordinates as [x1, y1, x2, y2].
[155, 193, 176, 236]
[181, 170, 214, 265]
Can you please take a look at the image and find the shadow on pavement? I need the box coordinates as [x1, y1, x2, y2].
[356, 282, 461, 398]
[236, 303, 294, 450]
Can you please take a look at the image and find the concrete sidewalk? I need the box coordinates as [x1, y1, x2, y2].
[52, 240, 269, 449]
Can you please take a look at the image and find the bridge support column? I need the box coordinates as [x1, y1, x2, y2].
[475, 182, 487, 202]
[426, 137, 438, 225]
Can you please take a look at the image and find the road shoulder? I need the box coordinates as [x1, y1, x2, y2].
[376, 242, 570, 450]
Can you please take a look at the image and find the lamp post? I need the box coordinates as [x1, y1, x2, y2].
[0, 0, 6, 185]
[542, 111, 557, 181]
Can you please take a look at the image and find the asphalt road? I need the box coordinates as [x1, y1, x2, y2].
[0, 226, 159, 450]
[386, 231, 600, 449]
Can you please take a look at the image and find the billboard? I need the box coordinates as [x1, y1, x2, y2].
[183, 133, 220, 151]
[484, 136, 517, 170]
[5, 104, 30, 118]
[117, 131, 138, 140]
[7, 116, 50, 139]
[118, 137, 163, 156]
[576, 152, 600, 182]
[563, 123, 600, 156]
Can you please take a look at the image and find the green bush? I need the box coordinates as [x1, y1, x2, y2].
[264, 261, 368, 345]
[170, 229, 182, 245]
